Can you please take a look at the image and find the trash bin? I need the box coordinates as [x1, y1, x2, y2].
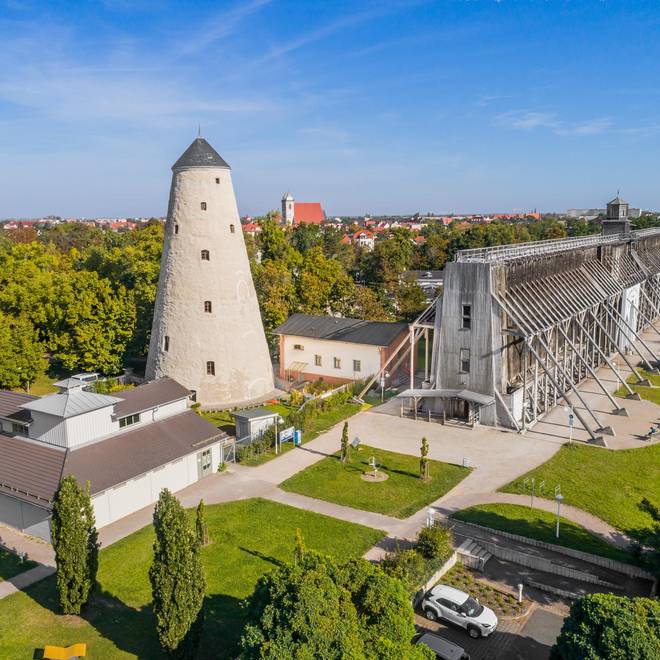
[294, 430, 302, 446]
[462, 457, 471, 468]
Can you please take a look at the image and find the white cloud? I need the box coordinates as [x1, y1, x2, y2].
[495, 110, 612, 136]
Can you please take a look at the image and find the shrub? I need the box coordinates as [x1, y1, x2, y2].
[381, 548, 427, 593]
[416, 523, 453, 561]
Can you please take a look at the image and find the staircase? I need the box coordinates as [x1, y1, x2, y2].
[456, 538, 492, 571]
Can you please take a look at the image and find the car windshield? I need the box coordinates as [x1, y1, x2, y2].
[460, 596, 484, 617]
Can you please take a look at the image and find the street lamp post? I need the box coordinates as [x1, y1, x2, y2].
[564, 405, 574, 443]
[555, 493, 564, 538]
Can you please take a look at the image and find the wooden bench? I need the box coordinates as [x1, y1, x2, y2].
[43, 643, 87, 660]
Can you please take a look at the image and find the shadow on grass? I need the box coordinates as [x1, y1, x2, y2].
[238, 547, 286, 569]
[23, 574, 247, 659]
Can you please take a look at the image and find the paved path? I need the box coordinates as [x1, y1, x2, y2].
[4, 322, 659, 599]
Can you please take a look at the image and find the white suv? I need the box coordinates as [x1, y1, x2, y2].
[422, 584, 498, 639]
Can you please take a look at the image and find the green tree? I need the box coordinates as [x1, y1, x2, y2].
[297, 246, 356, 315]
[551, 593, 660, 659]
[340, 421, 350, 463]
[394, 273, 427, 319]
[195, 499, 210, 547]
[349, 285, 392, 321]
[0, 312, 46, 390]
[241, 552, 431, 659]
[150, 489, 206, 656]
[635, 498, 660, 579]
[50, 476, 99, 615]
[294, 528, 306, 565]
[419, 437, 430, 480]
[253, 258, 298, 345]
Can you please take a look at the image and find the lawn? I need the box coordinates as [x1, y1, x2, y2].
[500, 443, 660, 536]
[201, 409, 235, 435]
[0, 547, 37, 582]
[280, 444, 471, 518]
[0, 498, 383, 660]
[615, 368, 660, 405]
[452, 503, 637, 564]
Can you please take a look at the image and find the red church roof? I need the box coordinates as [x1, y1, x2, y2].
[294, 202, 325, 225]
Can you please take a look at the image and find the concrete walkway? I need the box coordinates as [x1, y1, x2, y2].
[3, 321, 659, 599]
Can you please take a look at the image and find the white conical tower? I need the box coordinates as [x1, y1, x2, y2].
[146, 137, 275, 407]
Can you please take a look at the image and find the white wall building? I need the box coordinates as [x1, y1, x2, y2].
[275, 314, 409, 385]
[0, 377, 231, 541]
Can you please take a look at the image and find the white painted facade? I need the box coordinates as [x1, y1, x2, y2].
[92, 441, 225, 528]
[18, 394, 188, 449]
[146, 139, 275, 408]
[281, 334, 383, 381]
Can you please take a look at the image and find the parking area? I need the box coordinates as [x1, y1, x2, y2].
[415, 605, 564, 660]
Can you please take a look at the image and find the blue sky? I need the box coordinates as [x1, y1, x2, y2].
[1, 0, 660, 218]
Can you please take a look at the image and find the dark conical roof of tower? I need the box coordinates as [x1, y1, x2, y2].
[172, 137, 230, 170]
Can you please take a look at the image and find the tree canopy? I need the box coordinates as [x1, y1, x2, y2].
[551, 593, 660, 660]
[240, 551, 433, 659]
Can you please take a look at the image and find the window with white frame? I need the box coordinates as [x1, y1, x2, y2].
[353, 359, 361, 372]
[119, 413, 140, 428]
[293, 344, 304, 350]
[334, 357, 341, 369]
[314, 354, 322, 366]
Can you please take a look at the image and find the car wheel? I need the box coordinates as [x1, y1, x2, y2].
[424, 608, 437, 622]
[467, 625, 481, 639]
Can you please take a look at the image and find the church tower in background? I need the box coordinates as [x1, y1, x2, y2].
[282, 191, 295, 225]
[146, 137, 275, 407]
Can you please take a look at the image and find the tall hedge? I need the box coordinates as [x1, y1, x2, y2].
[149, 489, 206, 657]
[50, 475, 99, 614]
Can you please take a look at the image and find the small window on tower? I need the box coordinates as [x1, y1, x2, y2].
[215, 177, 220, 184]
[174, 224, 179, 235]
[230, 224, 235, 233]
[164, 336, 170, 351]
[201, 202, 207, 211]
[460, 348, 470, 374]
[206, 361, 215, 376]
[461, 304, 472, 330]
[201, 249, 210, 261]
[204, 300, 212, 313]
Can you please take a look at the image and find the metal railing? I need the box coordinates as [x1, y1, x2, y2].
[455, 228, 660, 263]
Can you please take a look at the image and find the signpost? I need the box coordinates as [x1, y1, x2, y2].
[279, 426, 295, 444]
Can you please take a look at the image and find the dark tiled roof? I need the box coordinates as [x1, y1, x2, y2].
[172, 137, 230, 170]
[274, 314, 409, 346]
[0, 434, 65, 506]
[113, 377, 191, 418]
[232, 407, 278, 421]
[0, 390, 38, 422]
[64, 410, 226, 495]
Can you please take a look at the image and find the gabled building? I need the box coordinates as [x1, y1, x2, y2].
[0, 376, 232, 541]
[281, 192, 325, 226]
[275, 314, 409, 385]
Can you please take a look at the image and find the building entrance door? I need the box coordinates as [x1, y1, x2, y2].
[197, 449, 212, 478]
